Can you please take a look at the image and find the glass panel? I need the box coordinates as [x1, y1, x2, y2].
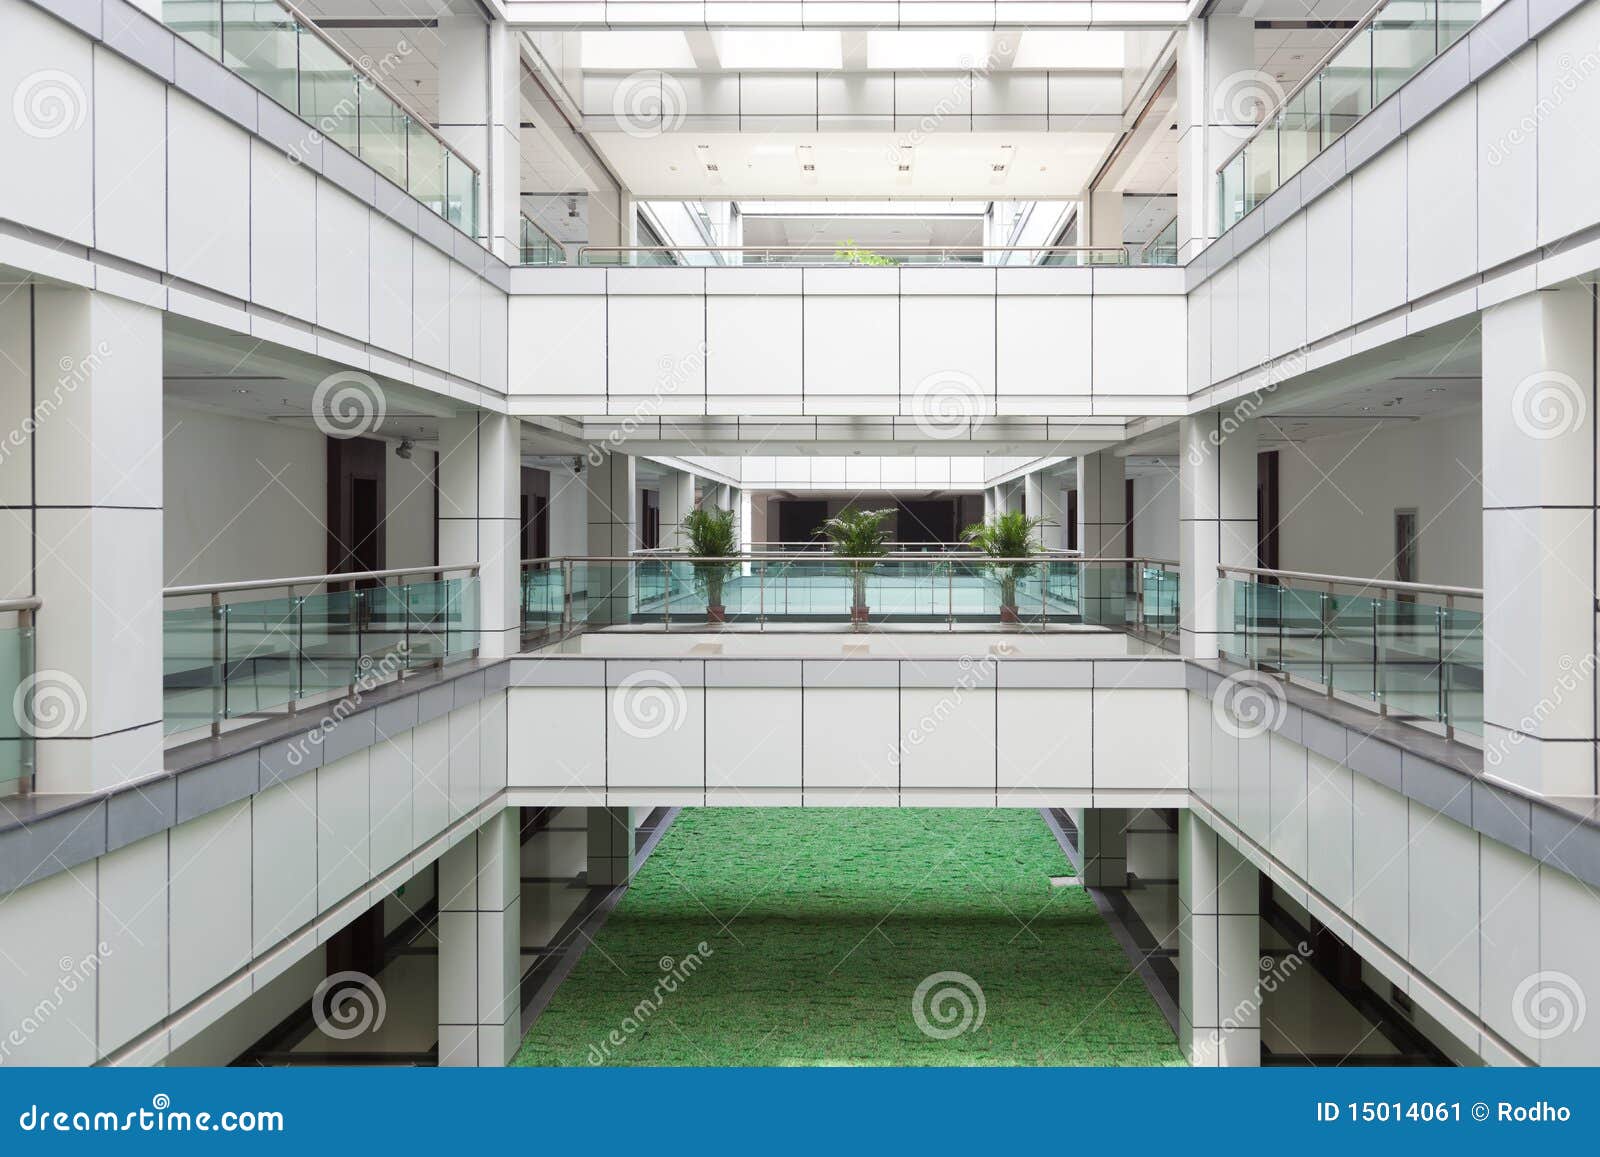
[1320, 26, 1373, 144]
[408, 124, 447, 221]
[163, 604, 219, 735]
[446, 151, 477, 238]
[166, 0, 222, 58]
[1242, 128, 1279, 218]
[1373, 0, 1438, 103]
[1438, 0, 1480, 50]
[1218, 151, 1247, 233]
[221, 595, 300, 718]
[0, 623, 35, 790]
[1277, 84, 1319, 181]
[522, 563, 564, 631]
[220, 0, 297, 110]
[297, 589, 362, 695]
[1442, 604, 1483, 735]
[298, 30, 360, 155]
[358, 85, 408, 188]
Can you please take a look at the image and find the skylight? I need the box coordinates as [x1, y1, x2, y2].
[865, 31, 998, 71]
[1011, 30, 1127, 70]
[579, 31, 696, 71]
[714, 30, 843, 71]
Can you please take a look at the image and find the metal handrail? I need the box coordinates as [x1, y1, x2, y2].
[574, 244, 1134, 266]
[274, 0, 478, 175]
[0, 597, 43, 614]
[1216, 563, 1480, 599]
[524, 555, 1154, 565]
[1214, 0, 1392, 177]
[165, 564, 479, 599]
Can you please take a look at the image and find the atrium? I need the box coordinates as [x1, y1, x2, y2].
[0, 0, 1596, 1084]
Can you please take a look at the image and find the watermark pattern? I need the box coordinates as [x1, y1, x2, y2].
[892, 653, 996, 766]
[1485, 42, 1600, 165]
[612, 669, 689, 739]
[888, 42, 1010, 157]
[12, 670, 88, 740]
[1511, 970, 1587, 1041]
[12, 70, 87, 139]
[586, 343, 703, 466]
[909, 370, 988, 440]
[17, 1094, 284, 1132]
[1212, 671, 1287, 740]
[586, 942, 714, 1064]
[285, 42, 414, 166]
[0, 945, 112, 1065]
[312, 971, 387, 1040]
[1510, 370, 1587, 440]
[1214, 69, 1287, 139]
[0, 343, 111, 469]
[284, 647, 410, 769]
[1483, 653, 1596, 770]
[612, 71, 687, 138]
[1186, 344, 1310, 467]
[1219, 941, 1312, 1033]
[911, 971, 986, 1040]
[312, 370, 387, 439]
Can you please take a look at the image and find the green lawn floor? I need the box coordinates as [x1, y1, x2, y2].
[512, 808, 1183, 1067]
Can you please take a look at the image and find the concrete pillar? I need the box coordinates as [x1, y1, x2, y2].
[585, 453, 637, 624]
[1087, 187, 1125, 254]
[1176, 15, 1255, 261]
[15, 288, 164, 793]
[438, 808, 522, 1066]
[983, 487, 997, 521]
[1179, 414, 1257, 659]
[438, 2, 521, 261]
[659, 469, 698, 548]
[438, 412, 521, 658]
[587, 806, 635, 886]
[1080, 808, 1129, 887]
[1077, 451, 1126, 626]
[1178, 811, 1260, 1066]
[1481, 287, 1598, 796]
[737, 488, 753, 555]
[1040, 476, 1065, 551]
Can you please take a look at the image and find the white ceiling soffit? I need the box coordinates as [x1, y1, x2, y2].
[497, 2, 1190, 30]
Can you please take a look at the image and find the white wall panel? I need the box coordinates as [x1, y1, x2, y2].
[0, 866, 98, 1063]
[998, 296, 1091, 405]
[250, 143, 317, 320]
[707, 686, 802, 795]
[1305, 181, 1353, 341]
[316, 182, 370, 341]
[1350, 144, 1408, 321]
[803, 296, 898, 410]
[1266, 216, 1307, 359]
[317, 750, 371, 909]
[1351, 775, 1409, 957]
[707, 294, 801, 410]
[508, 687, 604, 788]
[1536, 864, 1600, 1064]
[1478, 837, 1541, 1059]
[0, 4, 93, 245]
[91, 50, 166, 270]
[1208, 263, 1239, 383]
[508, 296, 606, 404]
[1093, 689, 1185, 788]
[1477, 48, 1538, 272]
[899, 686, 996, 793]
[97, 832, 169, 1056]
[803, 686, 898, 795]
[608, 295, 706, 412]
[1405, 96, 1477, 298]
[1233, 242, 1269, 372]
[369, 219, 414, 358]
[252, 775, 318, 954]
[1536, 1, 1600, 246]
[448, 263, 482, 384]
[997, 688, 1092, 790]
[1305, 752, 1353, 909]
[1266, 733, 1307, 878]
[169, 800, 251, 1010]
[167, 95, 249, 300]
[412, 714, 452, 842]
[448, 703, 482, 817]
[413, 244, 452, 371]
[900, 295, 997, 406]
[1095, 296, 1187, 396]
[370, 731, 416, 874]
[1405, 803, 1479, 1013]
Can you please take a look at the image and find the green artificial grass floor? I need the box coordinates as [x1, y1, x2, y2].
[512, 808, 1183, 1067]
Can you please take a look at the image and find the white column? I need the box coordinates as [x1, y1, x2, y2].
[21, 288, 164, 793]
[1481, 287, 1598, 797]
[438, 2, 520, 261]
[1176, 16, 1255, 261]
[1080, 808, 1128, 887]
[737, 489, 753, 555]
[1179, 415, 1257, 659]
[1178, 810, 1260, 1066]
[1087, 187, 1125, 253]
[585, 453, 637, 624]
[1039, 476, 1065, 551]
[1077, 451, 1126, 626]
[438, 808, 522, 1066]
[983, 487, 997, 521]
[1024, 473, 1044, 524]
[659, 469, 698, 548]
[438, 412, 521, 658]
[587, 806, 635, 886]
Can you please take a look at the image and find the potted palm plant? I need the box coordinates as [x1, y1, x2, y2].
[679, 505, 738, 623]
[821, 507, 895, 625]
[962, 511, 1051, 623]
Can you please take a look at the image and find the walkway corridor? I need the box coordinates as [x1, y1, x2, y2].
[514, 809, 1181, 1066]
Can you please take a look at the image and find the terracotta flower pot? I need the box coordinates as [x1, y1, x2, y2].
[707, 604, 726, 623]
[851, 605, 870, 624]
[1000, 604, 1020, 623]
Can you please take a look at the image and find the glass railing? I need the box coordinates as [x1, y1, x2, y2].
[572, 246, 1138, 268]
[1218, 565, 1482, 737]
[1140, 218, 1178, 266]
[0, 600, 40, 796]
[163, 0, 479, 239]
[163, 565, 479, 738]
[1216, 0, 1480, 233]
[521, 556, 1176, 634]
[520, 214, 567, 266]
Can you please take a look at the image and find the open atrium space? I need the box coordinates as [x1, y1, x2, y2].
[1, 0, 1598, 1141]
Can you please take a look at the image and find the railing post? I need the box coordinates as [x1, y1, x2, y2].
[1322, 585, 1334, 697]
[1041, 560, 1049, 629]
[285, 584, 300, 713]
[663, 559, 672, 632]
[1373, 593, 1386, 715]
[759, 558, 766, 631]
[402, 582, 413, 677]
[1436, 599, 1448, 734]
[210, 590, 224, 738]
[562, 559, 573, 637]
[946, 560, 954, 630]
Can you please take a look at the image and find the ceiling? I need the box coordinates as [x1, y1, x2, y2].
[740, 206, 986, 249]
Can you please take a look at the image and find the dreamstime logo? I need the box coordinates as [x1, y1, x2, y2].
[612, 71, 687, 138]
[910, 370, 987, 440]
[286, 41, 414, 165]
[0, 343, 110, 469]
[1510, 371, 1587, 440]
[1484, 653, 1597, 770]
[312, 371, 387, 439]
[586, 942, 714, 1064]
[911, 971, 986, 1040]
[13, 70, 87, 139]
[612, 670, 688, 739]
[586, 344, 703, 466]
[892, 653, 996, 766]
[1485, 42, 1600, 166]
[1214, 70, 1287, 139]
[12, 670, 88, 739]
[1512, 971, 1587, 1041]
[312, 971, 387, 1039]
[1212, 671, 1286, 740]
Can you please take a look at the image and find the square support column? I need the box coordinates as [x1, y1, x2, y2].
[659, 469, 698, 548]
[17, 288, 164, 792]
[1176, 15, 1256, 261]
[584, 454, 637, 625]
[1178, 811, 1260, 1066]
[1080, 808, 1129, 887]
[1077, 451, 1126, 626]
[1481, 286, 1599, 796]
[438, 2, 520, 261]
[1179, 415, 1257, 659]
[438, 412, 521, 658]
[438, 808, 523, 1066]
[587, 806, 635, 887]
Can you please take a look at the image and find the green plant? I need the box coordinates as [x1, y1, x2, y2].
[835, 240, 898, 266]
[679, 505, 738, 612]
[821, 507, 895, 615]
[961, 511, 1051, 615]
